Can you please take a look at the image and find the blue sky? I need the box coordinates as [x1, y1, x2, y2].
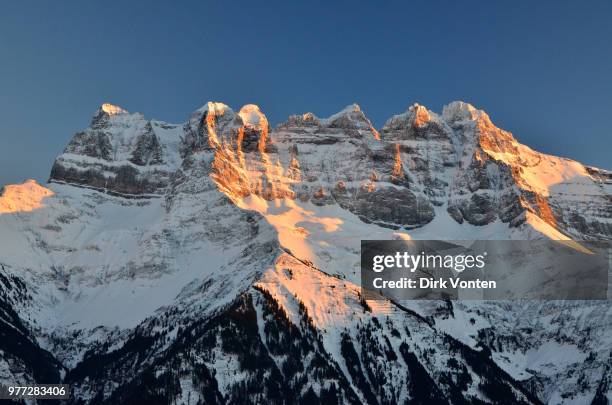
[1, 0, 611, 186]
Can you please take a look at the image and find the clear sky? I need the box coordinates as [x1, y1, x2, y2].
[1, 1, 611, 187]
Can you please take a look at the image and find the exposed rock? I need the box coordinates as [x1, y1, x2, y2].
[49, 104, 179, 196]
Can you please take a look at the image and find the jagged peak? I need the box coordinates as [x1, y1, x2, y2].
[195, 101, 233, 116]
[441, 101, 523, 162]
[321, 103, 379, 134]
[410, 103, 432, 127]
[190, 102, 269, 130]
[238, 104, 268, 130]
[324, 103, 362, 122]
[280, 103, 375, 133]
[442, 101, 492, 127]
[187, 101, 236, 140]
[281, 111, 321, 128]
[189, 101, 234, 124]
[382, 103, 437, 130]
[91, 103, 140, 128]
[337, 103, 362, 114]
[302, 112, 317, 121]
[99, 103, 128, 116]
[190, 101, 232, 119]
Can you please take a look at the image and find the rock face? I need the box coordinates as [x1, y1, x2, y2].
[268, 104, 436, 228]
[0, 100, 610, 404]
[49, 103, 182, 196]
[48, 100, 611, 236]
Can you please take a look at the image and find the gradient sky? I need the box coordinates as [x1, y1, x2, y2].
[1, 1, 611, 187]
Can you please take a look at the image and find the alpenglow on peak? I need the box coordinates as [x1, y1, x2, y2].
[100, 102, 128, 116]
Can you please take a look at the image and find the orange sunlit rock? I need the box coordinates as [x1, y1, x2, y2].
[0, 180, 54, 214]
[392, 143, 404, 179]
[412, 104, 431, 128]
[100, 103, 128, 116]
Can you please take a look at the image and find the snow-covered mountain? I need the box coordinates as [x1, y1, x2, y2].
[0, 100, 610, 404]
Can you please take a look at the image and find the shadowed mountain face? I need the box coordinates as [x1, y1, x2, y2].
[0, 101, 610, 404]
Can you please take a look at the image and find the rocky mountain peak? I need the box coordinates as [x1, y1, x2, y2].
[441, 101, 499, 134]
[100, 102, 128, 116]
[322, 104, 381, 140]
[188, 101, 234, 129]
[337, 102, 362, 113]
[187, 102, 271, 154]
[238, 104, 268, 131]
[90, 102, 142, 130]
[49, 103, 180, 196]
[282, 111, 322, 128]
[440, 101, 519, 156]
[324, 103, 369, 129]
[92, 103, 129, 123]
[381, 103, 440, 132]
[409, 103, 432, 127]
[183, 101, 236, 154]
[197, 101, 234, 122]
[280, 104, 380, 139]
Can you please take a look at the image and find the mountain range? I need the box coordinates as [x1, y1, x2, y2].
[0, 100, 610, 404]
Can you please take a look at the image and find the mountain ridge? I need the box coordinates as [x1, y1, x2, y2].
[0, 100, 610, 404]
[46, 100, 611, 237]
